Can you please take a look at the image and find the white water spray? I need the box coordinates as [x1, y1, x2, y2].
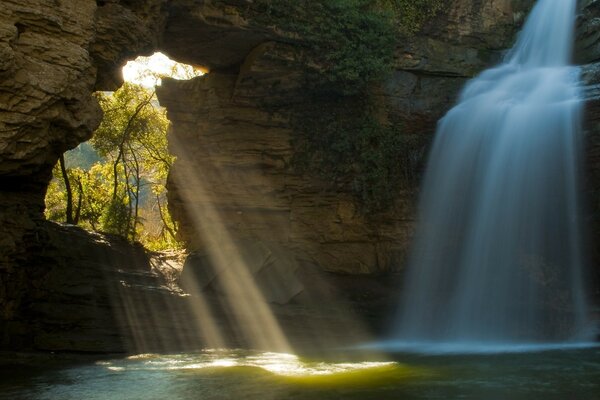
[394, 0, 593, 348]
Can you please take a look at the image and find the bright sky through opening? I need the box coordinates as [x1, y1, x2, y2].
[122, 52, 203, 87]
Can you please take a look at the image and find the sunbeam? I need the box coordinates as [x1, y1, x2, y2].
[169, 134, 291, 352]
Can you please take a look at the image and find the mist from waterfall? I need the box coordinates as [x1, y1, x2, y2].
[394, 0, 594, 349]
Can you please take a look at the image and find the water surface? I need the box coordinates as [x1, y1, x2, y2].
[2, 348, 599, 400]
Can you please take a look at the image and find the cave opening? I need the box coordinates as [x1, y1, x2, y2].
[43, 52, 202, 252]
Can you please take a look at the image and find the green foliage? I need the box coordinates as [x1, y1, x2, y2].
[77, 163, 114, 229]
[252, 0, 397, 94]
[250, 0, 445, 92]
[45, 162, 113, 229]
[102, 198, 130, 235]
[63, 142, 102, 170]
[45, 83, 180, 250]
[245, 0, 438, 211]
[293, 98, 426, 212]
[93, 83, 168, 161]
[92, 83, 174, 242]
[44, 163, 68, 223]
[374, 0, 445, 33]
[309, 2, 396, 94]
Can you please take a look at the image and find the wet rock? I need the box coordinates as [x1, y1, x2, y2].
[576, 0, 600, 64]
[180, 240, 304, 305]
[0, 221, 193, 353]
[580, 0, 600, 292]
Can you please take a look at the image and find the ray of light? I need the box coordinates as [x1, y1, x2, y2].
[169, 135, 292, 353]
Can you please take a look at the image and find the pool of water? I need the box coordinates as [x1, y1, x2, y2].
[1, 348, 599, 400]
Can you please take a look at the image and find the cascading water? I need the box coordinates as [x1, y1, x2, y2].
[393, 0, 594, 351]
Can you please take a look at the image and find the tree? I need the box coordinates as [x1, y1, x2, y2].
[92, 83, 173, 242]
[45, 82, 179, 250]
[59, 154, 74, 224]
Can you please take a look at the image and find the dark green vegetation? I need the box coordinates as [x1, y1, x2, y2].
[292, 99, 426, 213]
[45, 83, 179, 250]
[253, 0, 398, 95]
[250, 0, 444, 94]
[250, 0, 442, 212]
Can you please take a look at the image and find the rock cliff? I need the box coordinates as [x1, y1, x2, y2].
[1, 221, 194, 353]
[0, 0, 534, 279]
[579, 0, 600, 296]
[0, 0, 168, 353]
[158, 0, 533, 278]
[4, 0, 600, 353]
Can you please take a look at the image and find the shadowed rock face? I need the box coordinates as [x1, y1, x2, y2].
[0, 0, 164, 181]
[158, 0, 535, 276]
[579, 0, 600, 297]
[7, 0, 600, 353]
[0, 1, 170, 353]
[0, 0, 531, 276]
[0, 221, 190, 353]
[1, 2, 103, 352]
[0, 3, 98, 184]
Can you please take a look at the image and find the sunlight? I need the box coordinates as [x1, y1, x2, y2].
[122, 52, 204, 87]
[166, 131, 388, 355]
[176, 269, 227, 349]
[169, 135, 292, 353]
[110, 351, 403, 379]
[157, 76, 384, 353]
[103, 249, 223, 354]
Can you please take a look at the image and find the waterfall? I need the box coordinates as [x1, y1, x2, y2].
[394, 0, 593, 349]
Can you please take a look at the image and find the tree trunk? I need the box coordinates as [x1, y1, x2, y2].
[73, 176, 83, 225]
[156, 194, 177, 242]
[59, 154, 74, 224]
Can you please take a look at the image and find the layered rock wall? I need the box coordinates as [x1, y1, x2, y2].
[0, 0, 535, 280]
[7, 0, 600, 353]
[0, 221, 196, 353]
[159, 0, 532, 275]
[579, 0, 600, 294]
[0, 0, 169, 353]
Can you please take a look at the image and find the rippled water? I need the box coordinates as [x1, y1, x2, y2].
[2, 348, 599, 400]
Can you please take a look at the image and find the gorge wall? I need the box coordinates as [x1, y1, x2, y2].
[0, 0, 169, 352]
[580, 0, 600, 298]
[159, 0, 533, 277]
[3, 0, 600, 352]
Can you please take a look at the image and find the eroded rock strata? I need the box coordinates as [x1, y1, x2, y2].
[1, 222, 193, 353]
[0, 0, 168, 353]
[580, 0, 600, 297]
[4, 0, 600, 353]
[159, 0, 532, 277]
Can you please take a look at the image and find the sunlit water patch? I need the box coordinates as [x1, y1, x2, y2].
[97, 350, 399, 378]
[1, 349, 599, 399]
